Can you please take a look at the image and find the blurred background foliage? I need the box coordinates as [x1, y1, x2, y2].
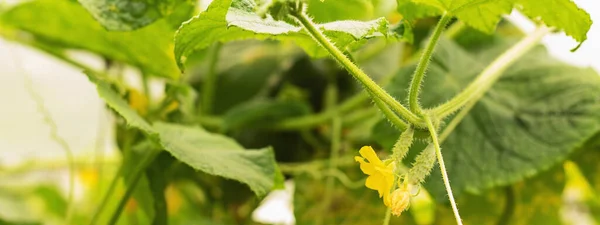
[0, 0, 599, 225]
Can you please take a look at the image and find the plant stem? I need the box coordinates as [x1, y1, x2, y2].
[201, 43, 222, 114]
[372, 94, 408, 130]
[425, 116, 462, 225]
[274, 92, 369, 130]
[108, 150, 159, 225]
[382, 207, 392, 225]
[318, 117, 342, 225]
[12, 46, 76, 223]
[497, 186, 515, 225]
[408, 13, 451, 114]
[432, 26, 552, 119]
[89, 164, 123, 225]
[291, 11, 423, 127]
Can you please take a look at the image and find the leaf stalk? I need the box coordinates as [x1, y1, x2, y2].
[290, 10, 425, 127]
[425, 116, 463, 225]
[408, 13, 451, 114]
[432, 26, 552, 119]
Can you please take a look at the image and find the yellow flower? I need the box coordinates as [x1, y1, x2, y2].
[128, 89, 148, 116]
[389, 186, 411, 216]
[355, 146, 395, 205]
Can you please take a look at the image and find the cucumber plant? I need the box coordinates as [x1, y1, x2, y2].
[0, 0, 598, 224]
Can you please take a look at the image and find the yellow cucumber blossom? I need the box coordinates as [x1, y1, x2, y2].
[389, 185, 411, 216]
[354, 146, 395, 205]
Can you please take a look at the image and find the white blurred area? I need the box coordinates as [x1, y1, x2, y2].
[0, 1, 598, 224]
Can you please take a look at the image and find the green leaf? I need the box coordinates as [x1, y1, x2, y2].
[1, 0, 179, 79]
[396, 0, 441, 22]
[77, 0, 186, 31]
[88, 75, 155, 135]
[87, 77, 283, 197]
[306, 0, 375, 22]
[515, 0, 592, 43]
[398, 0, 514, 33]
[174, 0, 405, 70]
[453, 0, 515, 34]
[384, 37, 600, 200]
[396, 0, 591, 42]
[153, 122, 282, 197]
[223, 100, 311, 130]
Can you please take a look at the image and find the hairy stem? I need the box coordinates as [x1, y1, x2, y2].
[372, 94, 408, 130]
[408, 13, 451, 114]
[425, 116, 462, 225]
[291, 10, 423, 127]
[201, 43, 222, 114]
[432, 26, 552, 119]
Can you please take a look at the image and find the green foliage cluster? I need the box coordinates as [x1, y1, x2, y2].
[0, 0, 598, 224]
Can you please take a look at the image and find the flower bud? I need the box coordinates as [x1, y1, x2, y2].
[389, 187, 411, 216]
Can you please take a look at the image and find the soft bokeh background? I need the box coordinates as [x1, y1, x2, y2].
[0, 0, 598, 224]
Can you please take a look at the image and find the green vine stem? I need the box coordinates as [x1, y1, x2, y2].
[382, 201, 393, 225]
[12, 46, 76, 223]
[201, 43, 222, 114]
[107, 150, 159, 225]
[318, 117, 342, 225]
[290, 9, 424, 127]
[424, 116, 463, 225]
[372, 94, 408, 130]
[432, 26, 553, 119]
[89, 163, 123, 225]
[408, 13, 451, 114]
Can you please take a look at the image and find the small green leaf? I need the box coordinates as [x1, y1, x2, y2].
[384, 37, 600, 200]
[516, 0, 592, 43]
[174, 0, 405, 70]
[154, 122, 282, 197]
[1, 0, 179, 79]
[77, 0, 187, 31]
[223, 100, 311, 130]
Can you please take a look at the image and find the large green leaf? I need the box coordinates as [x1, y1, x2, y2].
[154, 122, 282, 197]
[382, 37, 600, 200]
[77, 0, 187, 31]
[174, 0, 405, 70]
[396, 0, 591, 42]
[88, 77, 283, 197]
[0, 0, 179, 79]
